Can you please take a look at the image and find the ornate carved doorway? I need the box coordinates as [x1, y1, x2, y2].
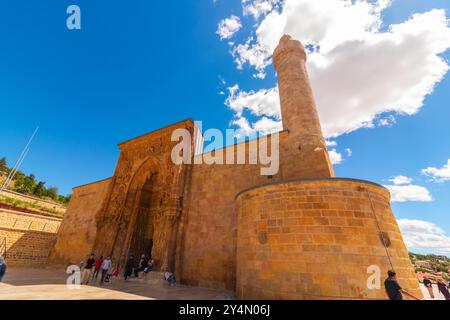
[92, 120, 195, 276]
[128, 174, 158, 260]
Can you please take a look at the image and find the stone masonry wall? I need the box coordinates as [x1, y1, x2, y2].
[235, 179, 422, 300]
[48, 178, 112, 266]
[179, 132, 294, 290]
[0, 189, 66, 215]
[0, 209, 61, 266]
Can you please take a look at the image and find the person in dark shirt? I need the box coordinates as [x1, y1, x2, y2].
[437, 279, 450, 300]
[0, 255, 6, 282]
[423, 277, 434, 298]
[384, 270, 421, 300]
[124, 255, 134, 281]
[134, 254, 148, 278]
[82, 253, 96, 285]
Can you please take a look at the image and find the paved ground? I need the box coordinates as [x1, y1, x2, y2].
[419, 283, 447, 300]
[3, 268, 445, 300]
[0, 268, 235, 300]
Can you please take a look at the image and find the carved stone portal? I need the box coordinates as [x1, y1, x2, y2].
[92, 122, 193, 273]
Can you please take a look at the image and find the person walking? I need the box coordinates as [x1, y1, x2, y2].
[124, 255, 134, 281]
[437, 279, 450, 300]
[93, 256, 103, 280]
[423, 277, 434, 299]
[0, 255, 7, 282]
[384, 270, 421, 300]
[135, 254, 148, 278]
[81, 253, 96, 285]
[100, 256, 112, 284]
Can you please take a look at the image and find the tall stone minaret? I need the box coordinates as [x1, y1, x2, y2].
[274, 35, 334, 178]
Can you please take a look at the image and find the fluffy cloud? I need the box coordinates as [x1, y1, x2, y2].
[389, 175, 413, 186]
[232, 39, 271, 79]
[243, 0, 281, 20]
[328, 147, 353, 165]
[377, 115, 396, 127]
[328, 149, 343, 165]
[225, 84, 280, 119]
[230, 116, 281, 137]
[422, 159, 450, 182]
[223, 1, 450, 138]
[217, 15, 242, 40]
[345, 148, 352, 157]
[398, 219, 450, 253]
[325, 140, 337, 147]
[384, 184, 433, 202]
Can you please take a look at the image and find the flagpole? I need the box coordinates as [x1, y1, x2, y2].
[0, 127, 39, 195]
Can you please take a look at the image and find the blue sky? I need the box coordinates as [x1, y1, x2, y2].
[0, 1, 449, 254]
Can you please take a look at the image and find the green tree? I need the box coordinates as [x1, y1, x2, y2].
[14, 174, 37, 194]
[33, 181, 46, 198]
[14, 170, 25, 180]
[45, 187, 58, 201]
[0, 157, 7, 173]
[57, 194, 72, 205]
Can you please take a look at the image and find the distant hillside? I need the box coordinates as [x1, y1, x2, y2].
[0, 189, 66, 218]
[0, 156, 71, 205]
[410, 252, 450, 282]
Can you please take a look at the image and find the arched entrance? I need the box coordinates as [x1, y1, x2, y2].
[95, 153, 185, 274]
[113, 156, 174, 272]
[128, 173, 159, 261]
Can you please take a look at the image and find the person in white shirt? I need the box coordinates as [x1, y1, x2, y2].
[164, 271, 176, 286]
[100, 256, 112, 284]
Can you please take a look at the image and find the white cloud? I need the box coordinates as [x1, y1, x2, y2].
[378, 115, 396, 127]
[389, 175, 413, 186]
[223, 1, 450, 138]
[225, 84, 280, 119]
[231, 116, 281, 137]
[328, 149, 343, 165]
[217, 15, 242, 40]
[422, 159, 450, 182]
[328, 147, 353, 165]
[384, 184, 433, 202]
[232, 38, 271, 78]
[345, 148, 352, 157]
[243, 0, 281, 20]
[398, 219, 450, 253]
[325, 140, 337, 147]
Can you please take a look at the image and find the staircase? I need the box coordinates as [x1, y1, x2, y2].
[128, 271, 168, 286]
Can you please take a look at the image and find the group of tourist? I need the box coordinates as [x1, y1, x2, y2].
[81, 252, 177, 286]
[122, 254, 176, 285]
[80, 254, 114, 285]
[385, 270, 450, 300]
[80, 252, 173, 285]
[423, 276, 450, 300]
[123, 254, 155, 280]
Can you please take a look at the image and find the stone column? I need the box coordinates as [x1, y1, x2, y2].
[273, 35, 334, 178]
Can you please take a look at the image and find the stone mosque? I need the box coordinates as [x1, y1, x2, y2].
[49, 35, 422, 299]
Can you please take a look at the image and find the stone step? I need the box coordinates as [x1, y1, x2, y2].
[125, 271, 170, 286]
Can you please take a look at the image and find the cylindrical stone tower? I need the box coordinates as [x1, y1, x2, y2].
[235, 179, 422, 300]
[274, 35, 334, 179]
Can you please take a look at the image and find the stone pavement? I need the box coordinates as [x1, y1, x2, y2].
[419, 283, 447, 300]
[0, 268, 235, 300]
